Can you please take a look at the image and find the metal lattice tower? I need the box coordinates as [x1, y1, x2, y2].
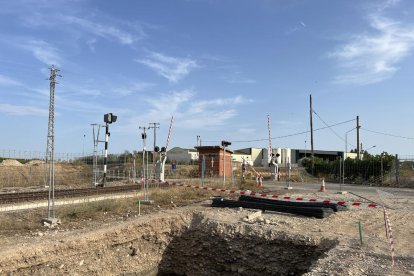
[44, 65, 61, 220]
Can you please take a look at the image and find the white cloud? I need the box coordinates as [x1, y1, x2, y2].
[21, 40, 63, 66]
[329, 9, 414, 84]
[113, 81, 156, 96]
[180, 109, 237, 129]
[0, 74, 21, 86]
[60, 86, 102, 97]
[136, 52, 198, 83]
[60, 15, 142, 45]
[285, 21, 307, 35]
[121, 90, 251, 132]
[0, 103, 47, 116]
[86, 38, 97, 52]
[188, 96, 252, 114]
[146, 89, 194, 118]
[376, 0, 401, 12]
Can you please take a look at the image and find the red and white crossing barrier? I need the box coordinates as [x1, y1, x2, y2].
[165, 182, 380, 208]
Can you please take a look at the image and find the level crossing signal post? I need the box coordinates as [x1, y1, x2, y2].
[270, 153, 280, 181]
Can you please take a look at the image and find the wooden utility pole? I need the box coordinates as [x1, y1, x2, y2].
[310, 94, 314, 175]
[356, 116, 360, 160]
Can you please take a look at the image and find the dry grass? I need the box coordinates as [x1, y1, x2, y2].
[151, 187, 214, 205]
[0, 187, 215, 234]
[0, 162, 92, 188]
[0, 209, 45, 233]
[178, 177, 262, 192]
[0, 167, 272, 235]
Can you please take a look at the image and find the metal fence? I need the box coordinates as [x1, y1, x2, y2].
[0, 150, 145, 189]
[302, 155, 413, 188]
[2, 150, 413, 189]
[0, 150, 213, 189]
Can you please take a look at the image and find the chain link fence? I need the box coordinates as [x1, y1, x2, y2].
[2, 150, 413, 189]
[0, 150, 149, 189]
[300, 154, 413, 188]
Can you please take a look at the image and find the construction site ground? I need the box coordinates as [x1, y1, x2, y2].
[0, 181, 413, 275]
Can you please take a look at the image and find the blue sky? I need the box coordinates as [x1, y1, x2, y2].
[1, 0, 414, 156]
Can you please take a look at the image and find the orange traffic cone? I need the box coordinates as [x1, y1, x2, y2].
[320, 178, 326, 192]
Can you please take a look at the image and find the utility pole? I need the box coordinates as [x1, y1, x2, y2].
[43, 65, 61, 225]
[310, 94, 314, 175]
[381, 152, 384, 183]
[148, 122, 160, 178]
[357, 116, 360, 160]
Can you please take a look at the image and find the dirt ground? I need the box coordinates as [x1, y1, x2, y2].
[0, 184, 413, 275]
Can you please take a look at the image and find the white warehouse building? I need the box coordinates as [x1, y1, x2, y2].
[261, 148, 292, 166]
[167, 147, 199, 164]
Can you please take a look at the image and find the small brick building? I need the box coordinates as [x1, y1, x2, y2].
[195, 146, 233, 177]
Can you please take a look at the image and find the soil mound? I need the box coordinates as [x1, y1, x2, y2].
[0, 159, 23, 166]
[25, 160, 44, 166]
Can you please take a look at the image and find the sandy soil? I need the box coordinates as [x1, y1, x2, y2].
[0, 185, 413, 275]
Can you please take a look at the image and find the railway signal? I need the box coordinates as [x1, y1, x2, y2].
[102, 113, 117, 187]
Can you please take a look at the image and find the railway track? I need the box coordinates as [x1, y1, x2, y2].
[0, 182, 168, 204]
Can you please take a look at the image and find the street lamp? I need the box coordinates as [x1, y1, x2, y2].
[365, 145, 376, 152]
[344, 128, 356, 161]
[82, 133, 86, 157]
[304, 140, 307, 158]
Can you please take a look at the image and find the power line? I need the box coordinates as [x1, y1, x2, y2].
[203, 118, 356, 144]
[361, 128, 414, 140]
[312, 109, 347, 143]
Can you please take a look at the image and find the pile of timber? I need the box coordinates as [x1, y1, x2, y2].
[211, 195, 348, 219]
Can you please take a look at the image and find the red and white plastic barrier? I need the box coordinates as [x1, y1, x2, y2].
[383, 206, 395, 266]
[165, 182, 380, 208]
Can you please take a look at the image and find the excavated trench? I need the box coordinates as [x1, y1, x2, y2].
[156, 229, 333, 276]
[138, 213, 337, 276]
[0, 210, 337, 275]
